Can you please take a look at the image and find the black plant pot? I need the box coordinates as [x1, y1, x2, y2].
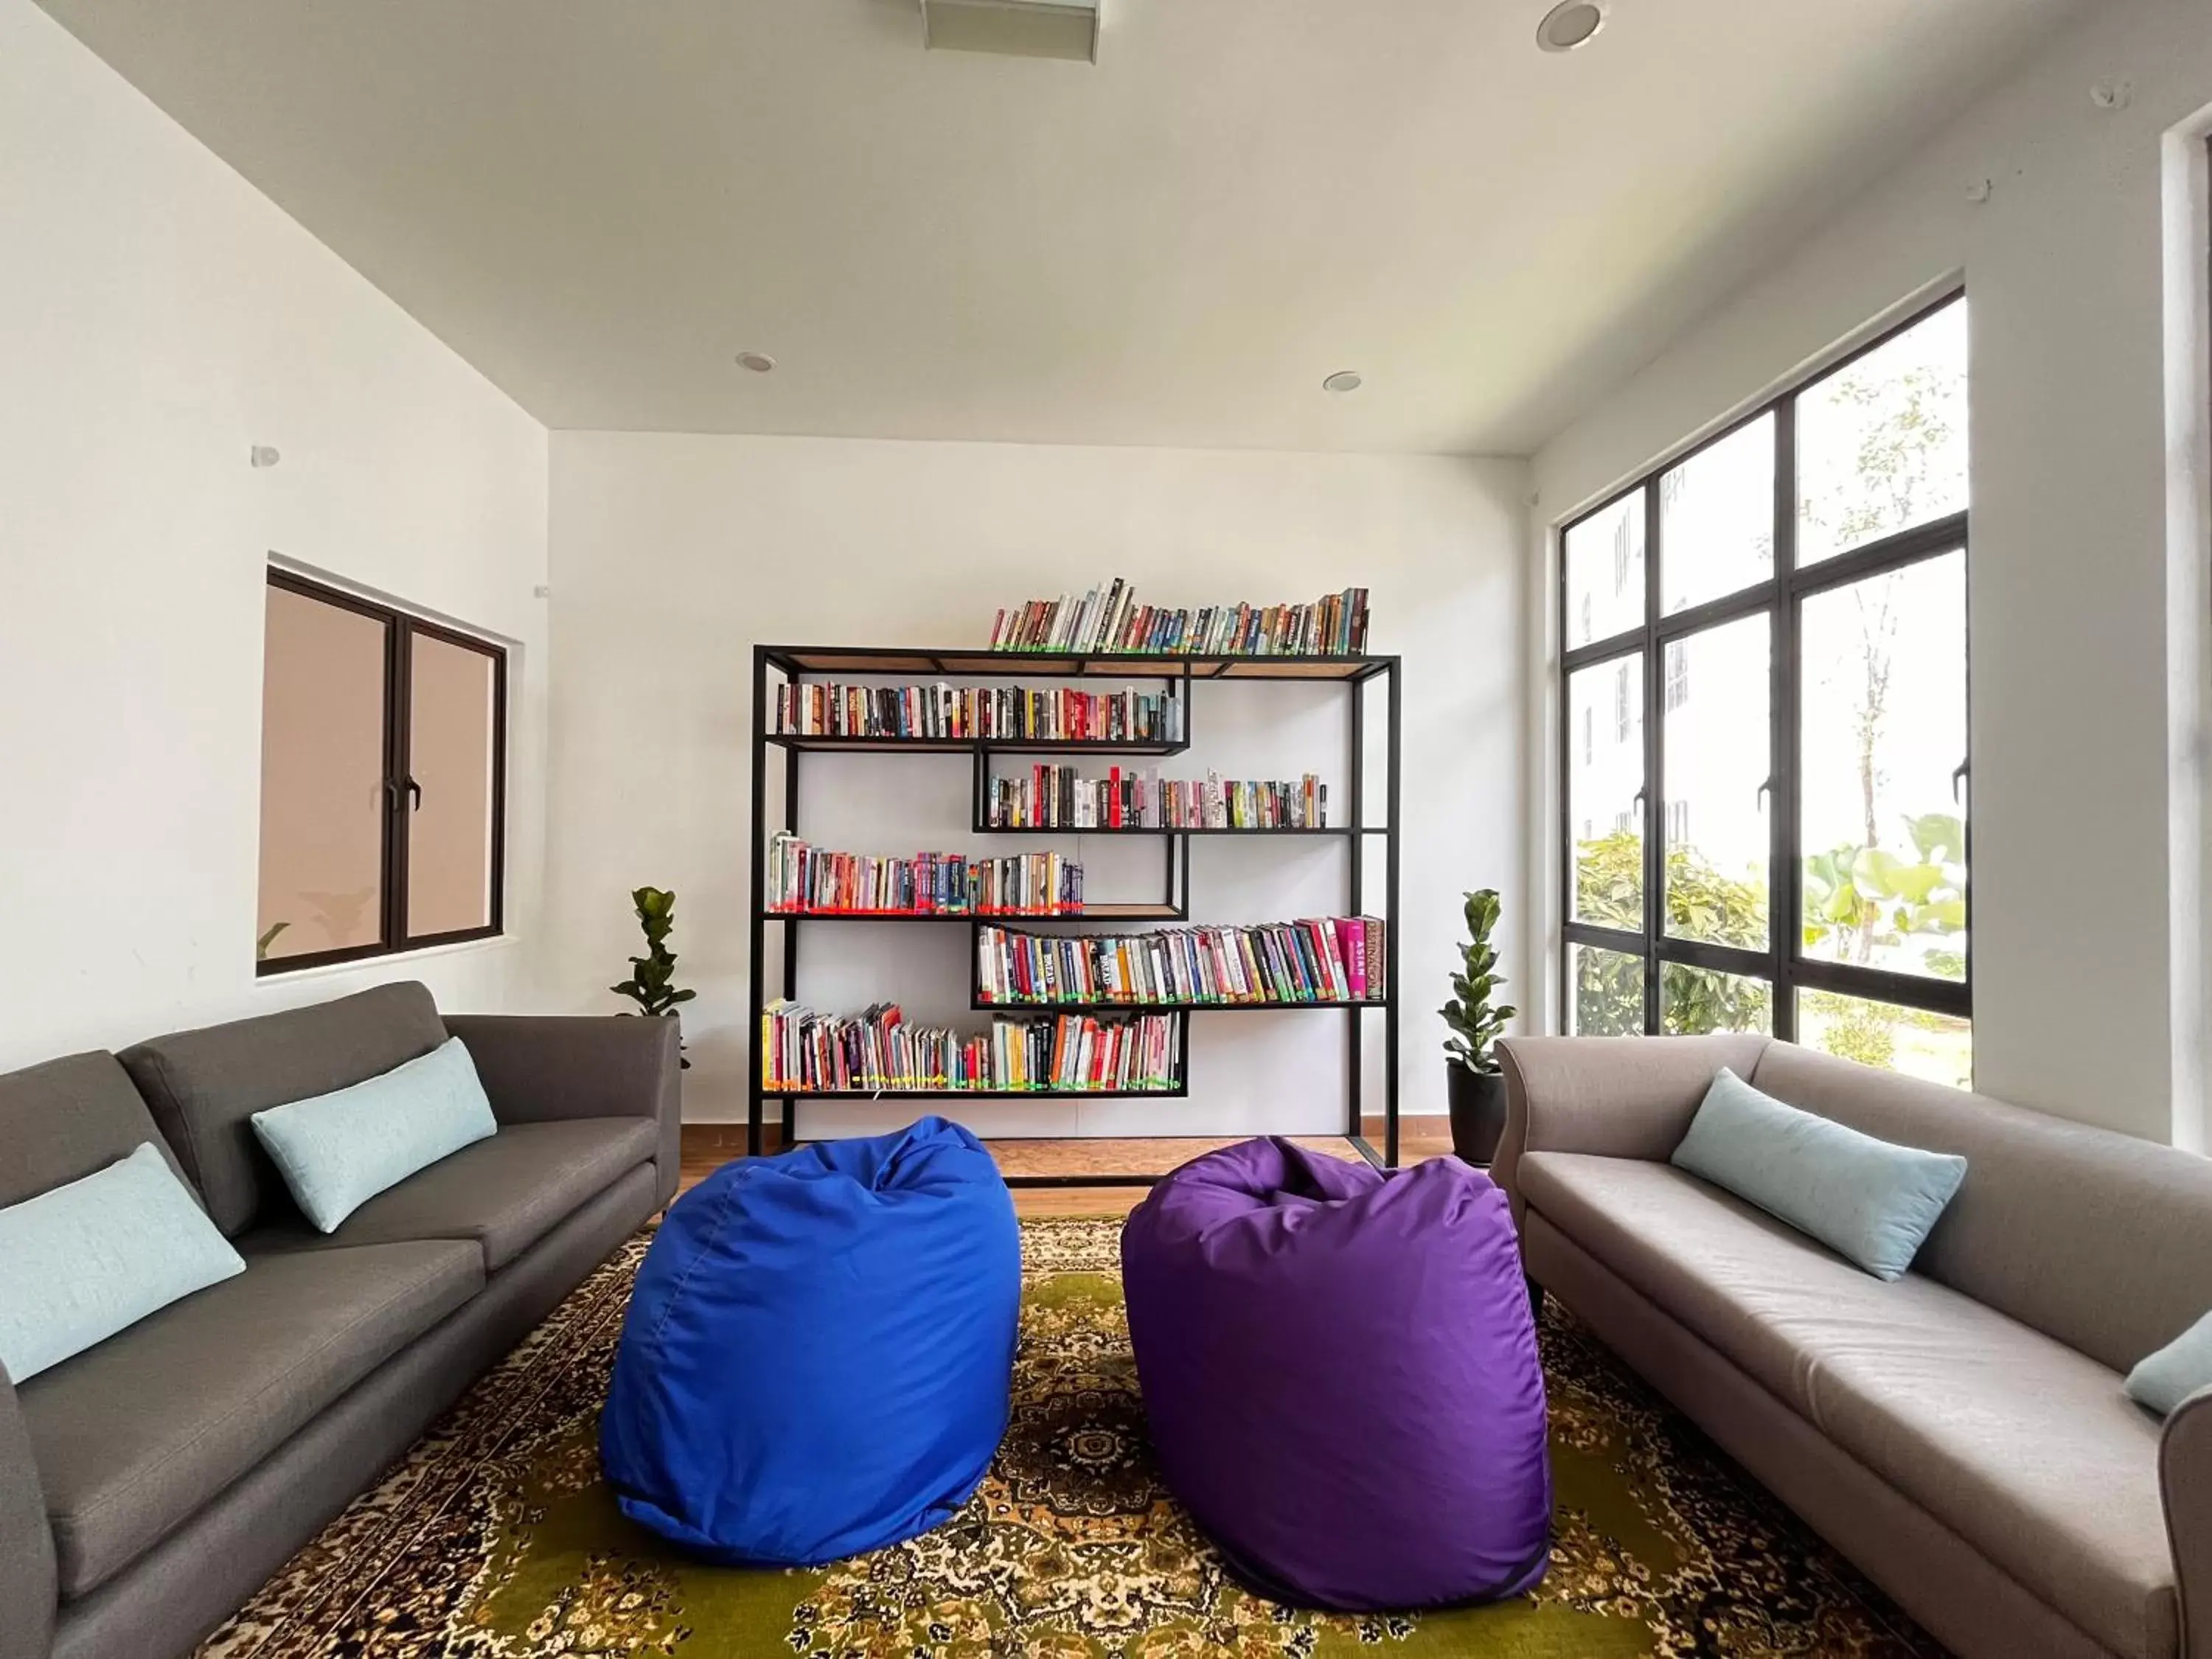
[1447, 1065, 1508, 1167]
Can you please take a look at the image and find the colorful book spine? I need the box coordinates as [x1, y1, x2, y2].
[984, 770, 1327, 831]
[987, 582, 1370, 657]
[764, 835, 1083, 914]
[760, 1001, 1180, 1093]
[975, 919, 1382, 1007]
[770, 682, 1183, 743]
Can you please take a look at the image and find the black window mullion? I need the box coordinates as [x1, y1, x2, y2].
[383, 620, 414, 953]
[1771, 396, 1798, 1041]
[1559, 290, 1970, 1054]
[1792, 956, 1971, 1021]
[1786, 510, 1969, 600]
[1655, 935, 1770, 979]
[1642, 483, 1663, 1034]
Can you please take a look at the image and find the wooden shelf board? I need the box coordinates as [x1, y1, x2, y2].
[760, 903, 1184, 922]
[762, 645, 1393, 684]
[973, 998, 1389, 1014]
[768, 734, 1188, 756]
[974, 824, 1377, 837]
[762, 1086, 1186, 1100]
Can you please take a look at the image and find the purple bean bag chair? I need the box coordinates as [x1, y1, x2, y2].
[1121, 1138, 1551, 1611]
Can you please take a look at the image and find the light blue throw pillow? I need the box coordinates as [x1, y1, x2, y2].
[1671, 1068, 1968, 1281]
[251, 1035, 498, 1233]
[2126, 1312, 2212, 1416]
[0, 1142, 246, 1382]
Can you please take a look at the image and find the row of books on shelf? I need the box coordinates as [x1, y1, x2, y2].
[760, 1002, 1183, 1094]
[986, 768, 1327, 832]
[976, 918, 1387, 1006]
[988, 580, 1372, 658]
[765, 836, 1083, 915]
[772, 682, 1184, 744]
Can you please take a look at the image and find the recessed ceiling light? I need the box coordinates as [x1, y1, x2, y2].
[1536, 0, 1607, 52]
[734, 351, 776, 373]
[1322, 371, 1363, 394]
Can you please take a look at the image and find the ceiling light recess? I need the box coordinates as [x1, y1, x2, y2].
[734, 351, 776, 373]
[1536, 0, 1607, 53]
[920, 0, 1101, 64]
[1322, 371, 1363, 394]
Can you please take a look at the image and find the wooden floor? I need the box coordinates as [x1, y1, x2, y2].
[678, 1119, 1455, 1217]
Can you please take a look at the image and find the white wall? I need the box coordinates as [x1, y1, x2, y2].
[547, 434, 1526, 1132]
[0, 0, 551, 1070]
[1527, 0, 2212, 1146]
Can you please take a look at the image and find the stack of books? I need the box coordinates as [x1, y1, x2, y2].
[976, 918, 1387, 1006]
[988, 581, 1371, 657]
[760, 1001, 1182, 1093]
[765, 836, 1082, 914]
[773, 682, 1183, 744]
[986, 768, 1326, 831]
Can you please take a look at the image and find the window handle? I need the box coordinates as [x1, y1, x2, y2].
[1756, 776, 1773, 810]
[406, 777, 423, 811]
[1632, 785, 1648, 821]
[1951, 759, 1969, 804]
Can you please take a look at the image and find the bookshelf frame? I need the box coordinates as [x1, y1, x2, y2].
[745, 642, 1402, 1186]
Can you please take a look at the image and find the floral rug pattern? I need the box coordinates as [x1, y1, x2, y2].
[197, 1220, 1941, 1658]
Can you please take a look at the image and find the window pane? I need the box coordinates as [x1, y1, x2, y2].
[1662, 413, 1774, 612]
[1797, 991, 1972, 1091]
[1663, 613, 1770, 950]
[1796, 302, 1969, 567]
[1569, 655, 1644, 929]
[1661, 965, 1771, 1034]
[259, 587, 387, 960]
[1570, 944, 1644, 1035]
[407, 633, 498, 938]
[1798, 552, 1967, 981]
[1565, 489, 1645, 647]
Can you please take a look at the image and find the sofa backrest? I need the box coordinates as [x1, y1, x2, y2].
[1747, 1042, 2212, 1374]
[0, 1051, 195, 1210]
[116, 982, 448, 1236]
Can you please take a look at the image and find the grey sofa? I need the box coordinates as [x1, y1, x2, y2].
[0, 982, 681, 1659]
[1495, 1033, 2212, 1659]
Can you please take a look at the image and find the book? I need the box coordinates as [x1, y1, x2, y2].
[987, 582, 1370, 657]
[765, 835, 1082, 914]
[760, 1001, 1180, 1093]
[976, 919, 1382, 1007]
[985, 768, 1326, 831]
[771, 681, 1183, 744]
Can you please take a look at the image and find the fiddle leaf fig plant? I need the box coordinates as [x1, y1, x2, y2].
[1441, 888, 1516, 1076]
[611, 886, 695, 1068]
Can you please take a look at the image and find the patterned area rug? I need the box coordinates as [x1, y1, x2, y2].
[198, 1220, 1942, 1658]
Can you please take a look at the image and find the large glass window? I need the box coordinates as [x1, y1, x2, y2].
[1559, 296, 1970, 1077]
[259, 571, 507, 972]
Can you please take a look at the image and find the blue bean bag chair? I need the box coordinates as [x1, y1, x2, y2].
[599, 1116, 1020, 1565]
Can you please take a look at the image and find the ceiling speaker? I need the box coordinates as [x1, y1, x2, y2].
[919, 0, 1102, 63]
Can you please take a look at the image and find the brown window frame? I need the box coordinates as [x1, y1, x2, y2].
[259, 568, 508, 975]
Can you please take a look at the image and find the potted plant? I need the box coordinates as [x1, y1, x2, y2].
[1441, 888, 1516, 1165]
[611, 886, 695, 1069]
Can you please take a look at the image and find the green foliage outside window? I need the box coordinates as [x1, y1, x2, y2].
[1573, 830, 1768, 1035]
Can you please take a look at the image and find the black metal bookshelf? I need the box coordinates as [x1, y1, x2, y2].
[745, 642, 1402, 1186]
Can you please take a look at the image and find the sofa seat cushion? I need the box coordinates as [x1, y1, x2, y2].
[18, 1239, 481, 1597]
[1520, 1152, 2176, 1659]
[246, 1117, 658, 1272]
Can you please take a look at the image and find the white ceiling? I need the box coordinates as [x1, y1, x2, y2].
[39, 0, 2084, 453]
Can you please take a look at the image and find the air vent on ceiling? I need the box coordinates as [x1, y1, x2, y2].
[919, 0, 1102, 64]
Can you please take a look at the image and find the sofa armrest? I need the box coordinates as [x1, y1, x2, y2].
[2167, 1388, 2212, 1659]
[1494, 1034, 1771, 1231]
[0, 1364, 55, 1659]
[445, 1014, 682, 1208]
